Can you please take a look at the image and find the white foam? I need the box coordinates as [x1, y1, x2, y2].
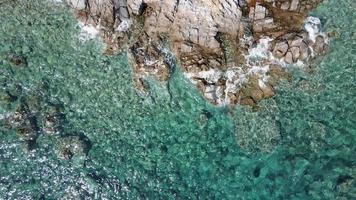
[184, 34, 327, 104]
[78, 22, 100, 41]
[185, 69, 223, 83]
[304, 16, 321, 43]
[0, 112, 11, 121]
[223, 38, 276, 104]
[249, 65, 269, 75]
[247, 37, 273, 60]
[184, 37, 277, 104]
[242, 38, 273, 89]
[225, 68, 244, 86]
[295, 60, 306, 68]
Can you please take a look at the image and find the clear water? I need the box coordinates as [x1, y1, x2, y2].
[0, 0, 355, 199]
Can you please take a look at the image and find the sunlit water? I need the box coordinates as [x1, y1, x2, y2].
[0, 0, 355, 199]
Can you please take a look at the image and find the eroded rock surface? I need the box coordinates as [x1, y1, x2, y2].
[65, 0, 328, 105]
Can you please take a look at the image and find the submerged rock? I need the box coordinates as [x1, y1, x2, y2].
[8, 54, 27, 66]
[0, 84, 66, 151]
[64, 0, 329, 105]
[2, 104, 37, 138]
[40, 104, 65, 135]
[1, 104, 40, 151]
[57, 135, 91, 160]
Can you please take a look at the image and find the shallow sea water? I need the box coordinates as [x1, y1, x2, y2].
[0, 0, 355, 199]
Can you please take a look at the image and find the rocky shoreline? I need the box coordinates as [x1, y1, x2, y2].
[65, 0, 329, 105]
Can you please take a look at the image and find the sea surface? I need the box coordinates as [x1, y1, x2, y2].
[0, 0, 355, 199]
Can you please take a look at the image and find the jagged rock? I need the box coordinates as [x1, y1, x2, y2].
[273, 41, 289, 58]
[65, 0, 328, 105]
[284, 51, 293, 64]
[129, 34, 170, 84]
[1, 104, 39, 151]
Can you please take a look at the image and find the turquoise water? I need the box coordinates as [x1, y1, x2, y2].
[0, 0, 355, 199]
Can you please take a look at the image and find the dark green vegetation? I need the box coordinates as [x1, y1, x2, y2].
[0, 0, 355, 199]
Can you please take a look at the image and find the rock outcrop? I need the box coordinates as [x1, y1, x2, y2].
[65, 0, 328, 105]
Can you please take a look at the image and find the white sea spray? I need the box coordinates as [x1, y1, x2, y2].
[304, 16, 322, 43]
[78, 22, 100, 41]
